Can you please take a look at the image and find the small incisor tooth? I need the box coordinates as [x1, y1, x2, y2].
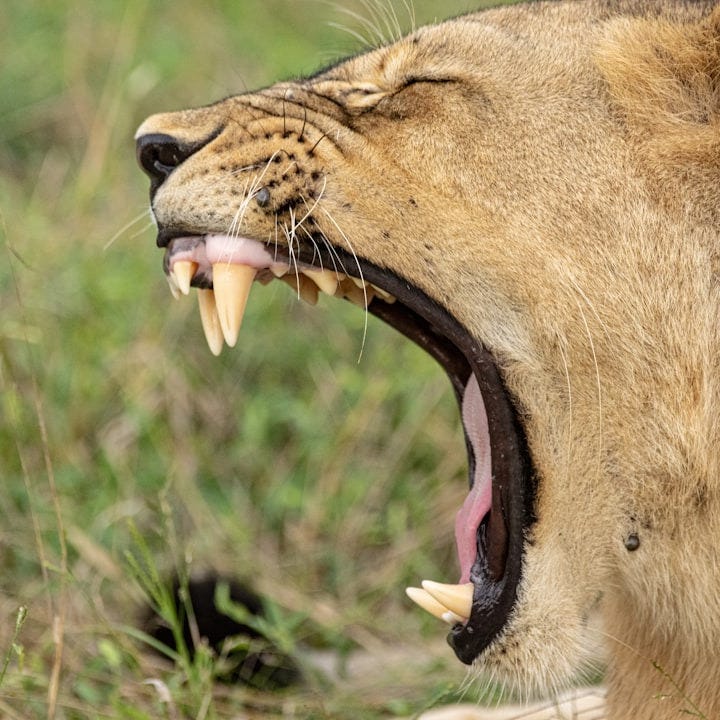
[172, 260, 198, 296]
[421, 580, 473, 620]
[405, 587, 464, 625]
[197, 289, 224, 356]
[298, 275, 319, 305]
[302, 268, 338, 296]
[271, 263, 290, 278]
[279, 274, 319, 305]
[339, 278, 369, 308]
[212, 263, 256, 347]
[370, 284, 396, 303]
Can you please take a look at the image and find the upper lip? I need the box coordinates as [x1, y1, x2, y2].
[162, 230, 536, 664]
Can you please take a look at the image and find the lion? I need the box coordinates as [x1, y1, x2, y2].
[134, 0, 720, 717]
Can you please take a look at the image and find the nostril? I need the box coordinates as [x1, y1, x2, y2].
[136, 133, 189, 183]
[152, 142, 183, 176]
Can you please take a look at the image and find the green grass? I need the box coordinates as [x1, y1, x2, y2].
[0, 1, 512, 717]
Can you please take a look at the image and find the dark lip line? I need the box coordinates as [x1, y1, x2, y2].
[324, 248, 536, 665]
[158, 229, 535, 665]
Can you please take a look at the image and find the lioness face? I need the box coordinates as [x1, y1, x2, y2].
[136, 0, 720, 703]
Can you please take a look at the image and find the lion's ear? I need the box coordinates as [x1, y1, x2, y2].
[596, 8, 720, 217]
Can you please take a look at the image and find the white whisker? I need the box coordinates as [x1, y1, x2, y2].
[103, 208, 153, 250]
[573, 296, 604, 473]
[557, 336, 574, 491]
[327, 21, 375, 49]
[320, 206, 369, 362]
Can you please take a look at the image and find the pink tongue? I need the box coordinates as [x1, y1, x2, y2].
[455, 375, 492, 584]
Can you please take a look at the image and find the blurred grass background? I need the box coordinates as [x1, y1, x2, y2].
[0, 1, 507, 717]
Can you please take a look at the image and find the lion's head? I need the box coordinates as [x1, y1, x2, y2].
[136, 1, 720, 716]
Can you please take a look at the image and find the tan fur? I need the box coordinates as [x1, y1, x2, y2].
[136, 1, 720, 717]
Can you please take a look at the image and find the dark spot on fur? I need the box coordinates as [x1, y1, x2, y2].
[219, 164, 227, 171]
[625, 533, 640, 551]
[275, 199, 299, 216]
[382, 231, 391, 240]
[409, 197, 417, 206]
[311, 171, 322, 181]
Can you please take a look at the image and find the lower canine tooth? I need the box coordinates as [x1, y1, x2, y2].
[421, 580, 473, 620]
[197, 290, 224, 356]
[406, 588, 463, 625]
[173, 260, 198, 295]
[441, 611, 464, 625]
[212, 263, 256, 347]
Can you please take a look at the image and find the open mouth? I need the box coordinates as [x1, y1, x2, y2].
[157, 230, 535, 665]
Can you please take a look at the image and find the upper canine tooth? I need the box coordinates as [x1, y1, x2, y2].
[302, 268, 338, 296]
[421, 580, 473, 620]
[172, 260, 198, 295]
[212, 263, 257, 348]
[197, 289, 224, 356]
[405, 587, 463, 626]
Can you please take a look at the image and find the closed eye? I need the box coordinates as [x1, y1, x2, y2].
[402, 75, 456, 87]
